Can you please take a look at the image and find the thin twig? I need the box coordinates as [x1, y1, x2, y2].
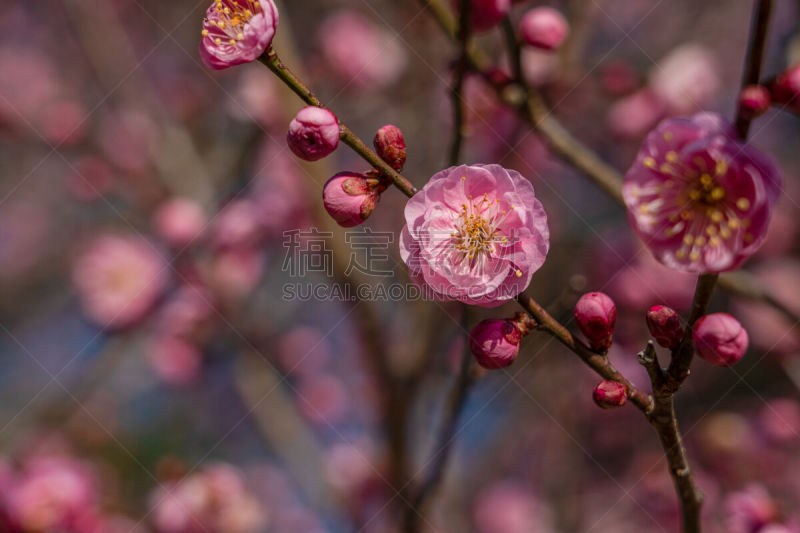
[515, 294, 654, 413]
[447, 0, 471, 166]
[736, 0, 774, 138]
[259, 50, 418, 197]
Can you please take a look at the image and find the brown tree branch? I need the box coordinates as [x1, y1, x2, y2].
[259, 50, 418, 197]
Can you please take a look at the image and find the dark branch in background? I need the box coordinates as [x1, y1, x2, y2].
[259, 51, 418, 197]
[403, 308, 478, 533]
[736, 0, 774, 138]
[447, 0, 471, 166]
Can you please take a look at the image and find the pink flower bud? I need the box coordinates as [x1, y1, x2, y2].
[373, 125, 407, 171]
[519, 7, 569, 51]
[769, 63, 800, 113]
[574, 292, 616, 352]
[646, 305, 685, 349]
[322, 172, 380, 227]
[469, 319, 521, 369]
[738, 85, 771, 120]
[693, 313, 748, 366]
[287, 106, 340, 161]
[593, 380, 627, 409]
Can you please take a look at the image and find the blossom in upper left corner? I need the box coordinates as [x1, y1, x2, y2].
[199, 0, 279, 70]
[400, 164, 550, 307]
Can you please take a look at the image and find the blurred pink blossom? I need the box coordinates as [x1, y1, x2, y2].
[649, 44, 720, 115]
[72, 235, 168, 330]
[473, 481, 553, 533]
[318, 11, 407, 88]
[146, 335, 202, 386]
[151, 463, 267, 533]
[153, 197, 208, 249]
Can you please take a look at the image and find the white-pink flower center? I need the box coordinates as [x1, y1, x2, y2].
[450, 177, 516, 271]
[202, 0, 262, 46]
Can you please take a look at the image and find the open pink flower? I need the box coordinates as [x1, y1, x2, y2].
[199, 0, 278, 70]
[400, 164, 549, 307]
[623, 113, 781, 273]
[72, 235, 168, 330]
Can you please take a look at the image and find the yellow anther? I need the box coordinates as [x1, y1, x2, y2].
[644, 157, 656, 168]
[695, 236, 707, 247]
[715, 160, 728, 176]
[690, 251, 701, 261]
[515, 270, 523, 278]
[736, 198, 751, 211]
[676, 249, 688, 259]
[727, 218, 739, 229]
[215, 38, 222, 45]
[202, 29, 209, 36]
[710, 237, 721, 247]
[706, 225, 717, 236]
[710, 187, 725, 201]
[237, 32, 244, 39]
[689, 189, 701, 201]
[709, 210, 723, 223]
[666, 151, 678, 163]
[680, 210, 693, 221]
[683, 235, 694, 245]
[664, 132, 674, 142]
[700, 174, 713, 187]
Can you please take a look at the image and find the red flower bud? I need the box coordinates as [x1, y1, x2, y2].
[693, 313, 749, 367]
[646, 305, 685, 349]
[738, 85, 771, 120]
[574, 292, 617, 352]
[593, 380, 627, 409]
[469, 319, 522, 370]
[769, 63, 800, 113]
[287, 107, 340, 161]
[373, 125, 407, 171]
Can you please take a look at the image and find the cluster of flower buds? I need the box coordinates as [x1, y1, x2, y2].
[519, 7, 569, 51]
[574, 292, 616, 353]
[318, 124, 406, 227]
[469, 312, 536, 369]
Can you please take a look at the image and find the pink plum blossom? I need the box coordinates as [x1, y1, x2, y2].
[400, 164, 549, 307]
[473, 481, 553, 533]
[623, 113, 781, 273]
[199, 0, 278, 70]
[72, 235, 168, 330]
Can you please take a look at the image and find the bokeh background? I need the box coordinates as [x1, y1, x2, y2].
[1, 0, 800, 532]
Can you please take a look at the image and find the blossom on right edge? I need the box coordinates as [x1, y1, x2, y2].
[623, 112, 781, 273]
